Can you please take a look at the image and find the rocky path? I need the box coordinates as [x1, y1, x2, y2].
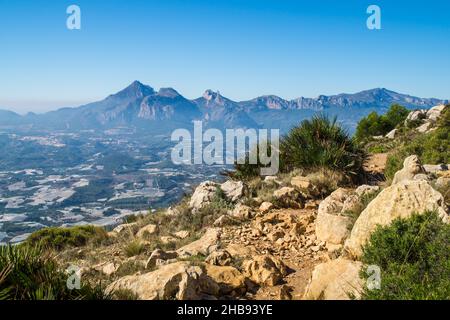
[220, 208, 328, 300]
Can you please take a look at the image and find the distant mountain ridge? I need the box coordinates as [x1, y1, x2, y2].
[1, 81, 447, 131]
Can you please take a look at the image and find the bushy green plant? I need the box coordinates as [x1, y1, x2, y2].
[384, 106, 449, 180]
[123, 240, 145, 257]
[26, 225, 109, 250]
[0, 245, 109, 300]
[360, 211, 450, 300]
[355, 104, 409, 142]
[280, 114, 366, 180]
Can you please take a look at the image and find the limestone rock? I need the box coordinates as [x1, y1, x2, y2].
[423, 164, 448, 174]
[315, 188, 354, 245]
[273, 187, 303, 208]
[264, 176, 281, 184]
[345, 179, 448, 258]
[406, 109, 427, 123]
[259, 202, 274, 213]
[220, 180, 246, 202]
[304, 258, 363, 300]
[243, 255, 288, 286]
[112, 222, 139, 235]
[230, 204, 253, 220]
[385, 128, 397, 139]
[291, 176, 312, 190]
[177, 228, 221, 258]
[416, 121, 432, 133]
[173, 230, 190, 239]
[426, 104, 446, 122]
[204, 264, 246, 296]
[107, 262, 219, 300]
[160, 236, 177, 245]
[146, 249, 179, 269]
[136, 224, 158, 239]
[189, 181, 218, 211]
[392, 155, 425, 185]
[355, 185, 380, 198]
[213, 215, 236, 227]
[205, 250, 232, 266]
[316, 213, 353, 246]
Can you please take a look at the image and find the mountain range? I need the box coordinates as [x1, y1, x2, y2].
[1, 81, 447, 133]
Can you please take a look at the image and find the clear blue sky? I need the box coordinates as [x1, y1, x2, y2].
[0, 0, 449, 113]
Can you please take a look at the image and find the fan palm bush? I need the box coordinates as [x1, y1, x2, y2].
[280, 114, 366, 181]
[0, 245, 109, 300]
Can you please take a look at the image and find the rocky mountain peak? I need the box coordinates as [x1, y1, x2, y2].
[112, 81, 156, 100]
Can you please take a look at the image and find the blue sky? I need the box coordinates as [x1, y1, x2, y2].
[0, 0, 449, 113]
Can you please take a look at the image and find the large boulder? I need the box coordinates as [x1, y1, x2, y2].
[345, 179, 448, 258]
[220, 180, 246, 202]
[315, 186, 380, 245]
[177, 228, 221, 258]
[405, 109, 427, 123]
[204, 264, 246, 296]
[243, 255, 288, 286]
[304, 258, 363, 300]
[189, 181, 218, 211]
[426, 104, 446, 122]
[315, 189, 355, 245]
[392, 155, 426, 185]
[107, 262, 219, 300]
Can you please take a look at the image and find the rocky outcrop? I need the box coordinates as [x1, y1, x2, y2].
[315, 186, 379, 245]
[345, 179, 448, 258]
[392, 155, 426, 185]
[220, 180, 246, 202]
[204, 264, 246, 296]
[189, 181, 218, 211]
[146, 249, 179, 269]
[304, 258, 363, 300]
[426, 104, 446, 122]
[243, 255, 288, 286]
[107, 262, 219, 300]
[177, 228, 221, 258]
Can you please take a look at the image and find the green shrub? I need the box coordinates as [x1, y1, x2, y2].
[123, 240, 145, 257]
[26, 226, 109, 250]
[355, 104, 409, 143]
[280, 114, 366, 180]
[0, 245, 109, 300]
[384, 106, 449, 180]
[360, 211, 450, 300]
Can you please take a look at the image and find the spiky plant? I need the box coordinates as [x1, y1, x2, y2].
[0, 245, 109, 300]
[280, 114, 367, 180]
